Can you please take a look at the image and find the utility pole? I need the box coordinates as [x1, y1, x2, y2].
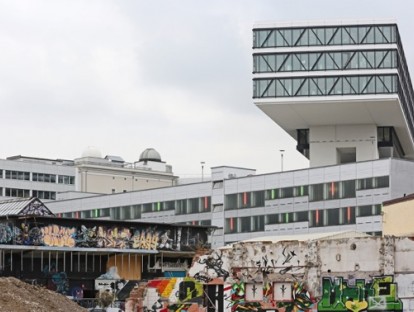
[201, 161, 205, 182]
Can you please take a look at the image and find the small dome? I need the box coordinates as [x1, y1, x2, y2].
[139, 148, 161, 162]
[81, 146, 102, 158]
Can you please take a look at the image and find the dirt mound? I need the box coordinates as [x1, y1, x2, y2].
[0, 277, 88, 312]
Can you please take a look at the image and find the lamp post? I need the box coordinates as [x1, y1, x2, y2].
[201, 161, 205, 182]
[280, 150, 285, 172]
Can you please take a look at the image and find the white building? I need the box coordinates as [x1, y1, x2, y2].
[0, 147, 176, 201]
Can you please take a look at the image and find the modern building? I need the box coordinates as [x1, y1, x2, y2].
[253, 20, 413, 167]
[0, 147, 176, 201]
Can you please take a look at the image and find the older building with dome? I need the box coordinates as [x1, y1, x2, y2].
[0, 147, 176, 201]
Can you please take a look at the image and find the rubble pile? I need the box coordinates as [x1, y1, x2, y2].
[0, 277, 87, 312]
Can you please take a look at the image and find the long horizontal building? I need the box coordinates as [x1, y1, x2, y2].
[46, 158, 414, 248]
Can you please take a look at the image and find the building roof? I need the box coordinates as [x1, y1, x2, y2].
[383, 193, 414, 206]
[220, 231, 371, 249]
[0, 197, 54, 216]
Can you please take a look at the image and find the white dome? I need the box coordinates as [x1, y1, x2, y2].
[139, 148, 162, 162]
[81, 146, 102, 158]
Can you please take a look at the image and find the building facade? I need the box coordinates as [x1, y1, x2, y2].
[0, 147, 176, 201]
[253, 20, 414, 167]
[46, 158, 414, 248]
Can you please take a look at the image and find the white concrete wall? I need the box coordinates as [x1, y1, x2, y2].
[310, 124, 378, 167]
[190, 236, 414, 311]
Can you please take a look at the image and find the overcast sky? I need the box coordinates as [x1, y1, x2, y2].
[1, 0, 414, 178]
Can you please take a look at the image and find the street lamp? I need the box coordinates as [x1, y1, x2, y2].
[201, 161, 205, 182]
[280, 150, 285, 172]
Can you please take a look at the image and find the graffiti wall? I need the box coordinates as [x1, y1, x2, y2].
[186, 236, 414, 312]
[318, 276, 403, 311]
[142, 277, 203, 311]
[0, 220, 209, 252]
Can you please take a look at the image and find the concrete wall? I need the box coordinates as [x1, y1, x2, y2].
[310, 124, 377, 167]
[186, 236, 414, 311]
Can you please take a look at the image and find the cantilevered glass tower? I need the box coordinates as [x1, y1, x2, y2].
[253, 20, 414, 167]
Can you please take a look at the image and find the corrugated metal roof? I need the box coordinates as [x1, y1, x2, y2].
[0, 197, 53, 216]
[0, 198, 34, 216]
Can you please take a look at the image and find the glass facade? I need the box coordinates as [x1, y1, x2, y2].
[254, 50, 396, 73]
[253, 25, 397, 48]
[254, 75, 398, 98]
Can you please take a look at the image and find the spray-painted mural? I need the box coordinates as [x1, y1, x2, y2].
[142, 277, 203, 311]
[318, 276, 403, 312]
[0, 220, 209, 252]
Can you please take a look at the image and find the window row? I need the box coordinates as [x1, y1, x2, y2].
[5, 188, 30, 198]
[224, 205, 381, 233]
[62, 205, 141, 221]
[253, 75, 398, 98]
[32, 173, 56, 183]
[32, 190, 56, 200]
[253, 25, 397, 48]
[1, 170, 75, 185]
[253, 50, 397, 73]
[63, 197, 212, 220]
[5, 170, 30, 181]
[225, 176, 389, 210]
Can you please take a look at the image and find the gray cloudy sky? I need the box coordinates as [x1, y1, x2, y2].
[1, 0, 414, 178]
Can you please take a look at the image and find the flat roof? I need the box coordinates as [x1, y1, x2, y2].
[253, 18, 397, 30]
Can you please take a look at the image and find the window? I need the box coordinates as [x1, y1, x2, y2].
[5, 188, 30, 198]
[213, 181, 223, 189]
[240, 217, 251, 232]
[225, 218, 238, 234]
[252, 191, 265, 207]
[5, 170, 30, 181]
[280, 187, 294, 198]
[100, 208, 110, 217]
[326, 182, 339, 199]
[176, 199, 187, 215]
[142, 203, 153, 213]
[266, 214, 279, 225]
[32, 190, 56, 200]
[357, 204, 382, 217]
[310, 183, 324, 201]
[252, 216, 265, 232]
[58, 175, 75, 185]
[295, 211, 309, 222]
[32, 173, 56, 183]
[225, 194, 238, 210]
[341, 180, 356, 198]
[309, 209, 324, 227]
[266, 189, 278, 200]
[375, 176, 389, 188]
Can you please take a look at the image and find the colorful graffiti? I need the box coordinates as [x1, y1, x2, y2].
[0, 221, 209, 252]
[223, 281, 314, 312]
[277, 282, 315, 312]
[318, 276, 403, 311]
[144, 277, 204, 311]
[42, 262, 69, 295]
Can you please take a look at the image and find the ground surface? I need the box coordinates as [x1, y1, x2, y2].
[0, 277, 88, 312]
